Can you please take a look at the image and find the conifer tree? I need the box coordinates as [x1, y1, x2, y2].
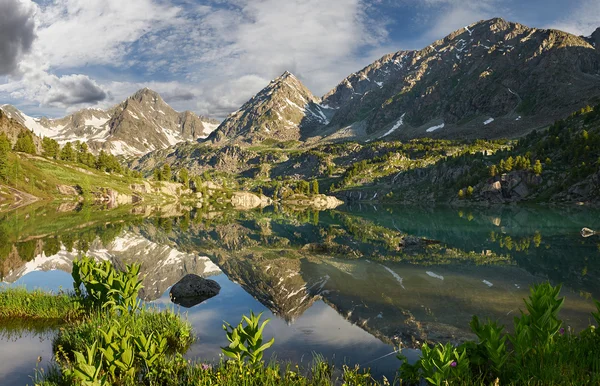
[13, 131, 36, 154]
[0, 133, 11, 180]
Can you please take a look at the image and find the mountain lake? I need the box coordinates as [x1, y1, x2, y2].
[1, 203, 599, 384]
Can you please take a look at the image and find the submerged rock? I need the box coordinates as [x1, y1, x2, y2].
[170, 274, 221, 308]
[581, 227, 597, 238]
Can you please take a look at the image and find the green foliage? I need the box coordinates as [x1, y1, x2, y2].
[72, 256, 143, 313]
[60, 142, 77, 162]
[399, 282, 600, 385]
[95, 150, 122, 173]
[509, 282, 564, 360]
[399, 342, 470, 386]
[162, 164, 172, 182]
[42, 137, 60, 159]
[533, 159, 543, 176]
[469, 316, 509, 375]
[311, 179, 319, 195]
[178, 168, 189, 188]
[221, 311, 275, 368]
[0, 132, 10, 180]
[13, 130, 36, 154]
[64, 340, 107, 386]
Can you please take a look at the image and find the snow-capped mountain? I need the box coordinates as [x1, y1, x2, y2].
[203, 18, 600, 145]
[3, 232, 221, 301]
[320, 18, 600, 141]
[1, 89, 220, 157]
[208, 71, 335, 144]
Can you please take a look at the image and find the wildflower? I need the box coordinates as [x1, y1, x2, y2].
[450, 361, 457, 368]
[559, 327, 565, 335]
[201, 363, 211, 371]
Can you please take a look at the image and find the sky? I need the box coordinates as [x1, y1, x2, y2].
[0, 0, 598, 120]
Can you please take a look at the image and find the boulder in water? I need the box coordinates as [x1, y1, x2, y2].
[581, 227, 596, 238]
[170, 274, 221, 308]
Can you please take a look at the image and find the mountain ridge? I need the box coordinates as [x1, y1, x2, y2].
[208, 71, 334, 145]
[1, 89, 220, 157]
[202, 18, 600, 146]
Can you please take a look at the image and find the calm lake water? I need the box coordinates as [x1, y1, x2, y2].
[1, 204, 599, 384]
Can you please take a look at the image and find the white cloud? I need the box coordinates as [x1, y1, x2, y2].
[1, 0, 390, 119]
[34, 0, 181, 69]
[549, 0, 600, 36]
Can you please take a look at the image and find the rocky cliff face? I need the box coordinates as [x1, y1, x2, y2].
[1, 89, 220, 157]
[320, 18, 600, 141]
[0, 108, 42, 151]
[208, 71, 334, 145]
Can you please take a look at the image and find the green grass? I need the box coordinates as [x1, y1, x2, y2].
[53, 307, 194, 358]
[0, 287, 83, 322]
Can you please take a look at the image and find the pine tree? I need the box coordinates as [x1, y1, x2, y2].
[0, 133, 11, 180]
[504, 156, 514, 172]
[42, 137, 59, 159]
[178, 168, 189, 188]
[13, 131, 36, 154]
[499, 159, 506, 172]
[311, 179, 319, 196]
[489, 165, 498, 177]
[533, 160, 543, 176]
[60, 142, 76, 162]
[77, 142, 89, 164]
[162, 164, 172, 182]
[96, 150, 110, 170]
[153, 168, 162, 181]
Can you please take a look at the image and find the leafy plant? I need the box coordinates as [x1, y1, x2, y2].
[72, 256, 143, 313]
[509, 282, 564, 361]
[399, 342, 469, 386]
[469, 316, 509, 375]
[64, 341, 107, 386]
[221, 311, 275, 368]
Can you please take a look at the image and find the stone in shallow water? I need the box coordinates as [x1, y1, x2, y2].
[169, 274, 221, 308]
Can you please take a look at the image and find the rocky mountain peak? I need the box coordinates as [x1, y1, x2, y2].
[591, 27, 600, 48]
[3, 89, 219, 157]
[319, 17, 600, 142]
[127, 88, 167, 109]
[208, 71, 333, 144]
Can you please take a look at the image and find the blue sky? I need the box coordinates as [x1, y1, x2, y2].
[0, 0, 598, 119]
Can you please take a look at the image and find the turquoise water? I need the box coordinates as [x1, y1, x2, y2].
[1, 204, 599, 384]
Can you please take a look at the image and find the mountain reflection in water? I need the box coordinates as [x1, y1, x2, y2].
[1, 204, 599, 382]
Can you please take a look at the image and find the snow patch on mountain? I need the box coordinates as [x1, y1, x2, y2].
[380, 113, 405, 138]
[426, 123, 445, 132]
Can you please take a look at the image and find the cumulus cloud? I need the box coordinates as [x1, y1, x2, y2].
[164, 0, 389, 117]
[550, 0, 600, 36]
[34, 0, 181, 69]
[43, 75, 107, 107]
[0, 0, 36, 75]
[2, 0, 594, 120]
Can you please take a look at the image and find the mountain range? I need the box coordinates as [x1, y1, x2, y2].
[1, 89, 219, 157]
[3, 18, 600, 158]
[209, 18, 600, 145]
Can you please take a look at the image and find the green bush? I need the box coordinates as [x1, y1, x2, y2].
[72, 256, 143, 313]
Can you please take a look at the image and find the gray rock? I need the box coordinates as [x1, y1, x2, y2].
[170, 274, 221, 308]
[581, 227, 597, 238]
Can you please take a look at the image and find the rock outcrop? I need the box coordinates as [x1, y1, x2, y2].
[169, 274, 221, 308]
[230, 192, 272, 210]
